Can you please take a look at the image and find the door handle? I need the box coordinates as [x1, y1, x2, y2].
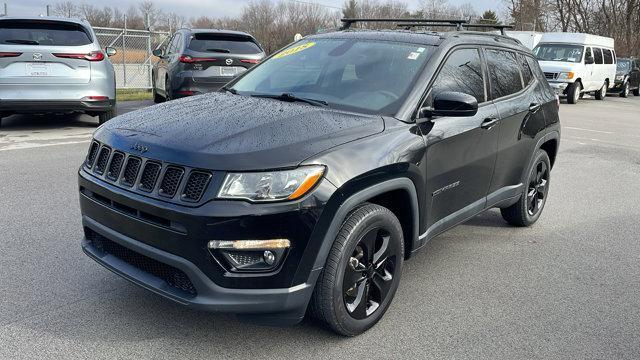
[481, 117, 499, 129]
[529, 103, 541, 113]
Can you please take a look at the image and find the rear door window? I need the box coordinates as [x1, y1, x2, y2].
[430, 48, 486, 103]
[593, 48, 603, 64]
[603, 49, 613, 64]
[0, 20, 91, 46]
[485, 49, 523, 99]
[189, 33, 262, 55]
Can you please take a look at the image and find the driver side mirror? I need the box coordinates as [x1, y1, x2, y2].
[585, 55, 594, 64]
[152, 49, 164, 58]
[419, 91, 478, 119]
[105, 47, 117, 57]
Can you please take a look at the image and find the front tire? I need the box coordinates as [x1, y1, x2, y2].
[594, 81, 607, 100]
[309, 203, 404, 336]
[633, 85, 640, 96]
[98, 105, 116, 125]
[566, 83, 581, 104]
[621, 82, 629, 98]
[501, 149, 551, 227]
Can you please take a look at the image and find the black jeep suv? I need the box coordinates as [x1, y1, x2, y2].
[79, 19, 560, 336]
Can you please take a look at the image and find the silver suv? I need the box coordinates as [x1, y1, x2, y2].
[0, 17, 117, 126]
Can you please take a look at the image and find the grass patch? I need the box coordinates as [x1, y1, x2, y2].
[117, 89, 153, 101]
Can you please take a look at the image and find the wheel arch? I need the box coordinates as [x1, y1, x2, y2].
[540, 137, 559, 168]
[310, 177, 420, 273]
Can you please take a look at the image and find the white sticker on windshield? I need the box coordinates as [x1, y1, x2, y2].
[408, 52, 420, 60]
[417, 47, 426, 53]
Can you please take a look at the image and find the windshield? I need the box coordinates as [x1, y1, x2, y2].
[533, 44, 584, 63]
[230, 39, 432, 115]
[188, 33, 262, 54]
[0, 20, 92, 46]
[617, 59, 631, 71]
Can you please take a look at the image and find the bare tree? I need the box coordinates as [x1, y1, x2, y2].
[52, 1, 79, 18]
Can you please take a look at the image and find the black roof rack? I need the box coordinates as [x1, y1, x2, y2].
[394, 22, 515, 35]
[340, 18, 468, 31]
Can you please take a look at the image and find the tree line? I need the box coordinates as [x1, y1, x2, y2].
[50, 0, 639, 56]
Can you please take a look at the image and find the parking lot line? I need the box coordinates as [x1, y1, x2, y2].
[563, 126, 613, 134]
[0, 139, 91, 152]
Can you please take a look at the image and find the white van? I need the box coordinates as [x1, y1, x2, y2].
[533, 33, 616, 104]
[504, 31, 543, 50]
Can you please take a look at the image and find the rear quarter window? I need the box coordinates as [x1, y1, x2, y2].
[0, 20, 92, 46]
[188, 33, 262, 55]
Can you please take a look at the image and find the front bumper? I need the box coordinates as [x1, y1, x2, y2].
[547, 81, 570, 95]
[608, 80, 625, 92]
[0, 99, 115, 114]
[79, 168, 334, 323]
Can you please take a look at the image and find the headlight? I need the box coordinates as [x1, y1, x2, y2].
[218, 165, 325, 202]
[616, 75, 625, 81]
[557, 72, 574, 80]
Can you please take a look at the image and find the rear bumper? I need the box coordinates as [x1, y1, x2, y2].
[0, 99, 115, 114]
[173, 75, 231, 97]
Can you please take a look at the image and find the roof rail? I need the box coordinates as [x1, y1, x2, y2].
[395, 22, 515, 35]
[340, 18, 468, 31]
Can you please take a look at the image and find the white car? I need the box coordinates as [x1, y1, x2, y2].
[533, 33, 616, 104]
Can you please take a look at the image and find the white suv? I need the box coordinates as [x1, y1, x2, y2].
[533, 33, 616, 104]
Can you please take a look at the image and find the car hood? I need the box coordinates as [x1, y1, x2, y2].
[537, 60, 577, 73]
[95, 93, 384, 171]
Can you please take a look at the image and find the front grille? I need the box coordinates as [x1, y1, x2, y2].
[94, 147, 111, 175]
[85, 141, 100, 168]
[159, 166, 184, 198]
[121, 157, 142, 187]
[139, 162, 161, 192]
[84, 141, 213, 204]
[182, 171, 212, 202]
[106, 152, 125, 181]
[544, 72, 557, 80]
[85, 228, 197, 297]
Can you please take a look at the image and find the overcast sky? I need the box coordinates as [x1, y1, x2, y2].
[3, 0, 501, 20]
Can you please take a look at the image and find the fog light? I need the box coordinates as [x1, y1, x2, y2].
[207, 239, 290, 272]
[263, 251, 276, 266]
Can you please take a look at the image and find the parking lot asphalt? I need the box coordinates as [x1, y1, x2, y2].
[1, 95, 639, 359]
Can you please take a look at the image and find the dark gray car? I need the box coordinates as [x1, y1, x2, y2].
[151, 29, 265, 102]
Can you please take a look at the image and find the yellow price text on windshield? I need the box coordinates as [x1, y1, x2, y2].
[273, 42, 316, 59]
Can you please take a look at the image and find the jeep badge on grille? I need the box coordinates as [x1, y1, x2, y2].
[130, 143, 149, 153]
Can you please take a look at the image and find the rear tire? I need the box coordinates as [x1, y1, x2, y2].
[164, 77, 172, 101]
[566, 83, 580, 104]
[621, 82, 629, 98]
[309, 203, 404, 336]
[501, 149, 551, 227]
[153, 86, 164, 103]
[98, 105, 116, 125]
[633, 86, 640, 96]
[594, 81, 607, 100]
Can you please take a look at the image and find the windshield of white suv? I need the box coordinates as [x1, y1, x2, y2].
[533, 44, 584, 63]
[230, 39, 433, 115]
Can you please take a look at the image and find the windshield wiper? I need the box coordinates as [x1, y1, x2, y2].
[206, 48, 230, 53]
[251, 93, 328, 107]
[221, 85, 237, 94]
[5, 39, 40, 45]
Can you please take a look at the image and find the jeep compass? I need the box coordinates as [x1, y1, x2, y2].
[79, 19, 560, 336]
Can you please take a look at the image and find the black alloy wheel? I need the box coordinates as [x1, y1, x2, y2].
[526, 159, 549, 216]
[309, 203, 404, 336]
[342, 228, 398, 320]
[501, 149, 551, 227]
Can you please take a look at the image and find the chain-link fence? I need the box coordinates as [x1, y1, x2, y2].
[94, 27, 170, 89]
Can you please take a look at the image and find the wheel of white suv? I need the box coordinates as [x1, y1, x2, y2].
[98, 105, 117, 125]
[566, 83, 581, 104]
[501, 149, 551, 227]
[633, 84, 640, 96]
[594, 81, 607, 100]
[309, 203, 404, 336]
